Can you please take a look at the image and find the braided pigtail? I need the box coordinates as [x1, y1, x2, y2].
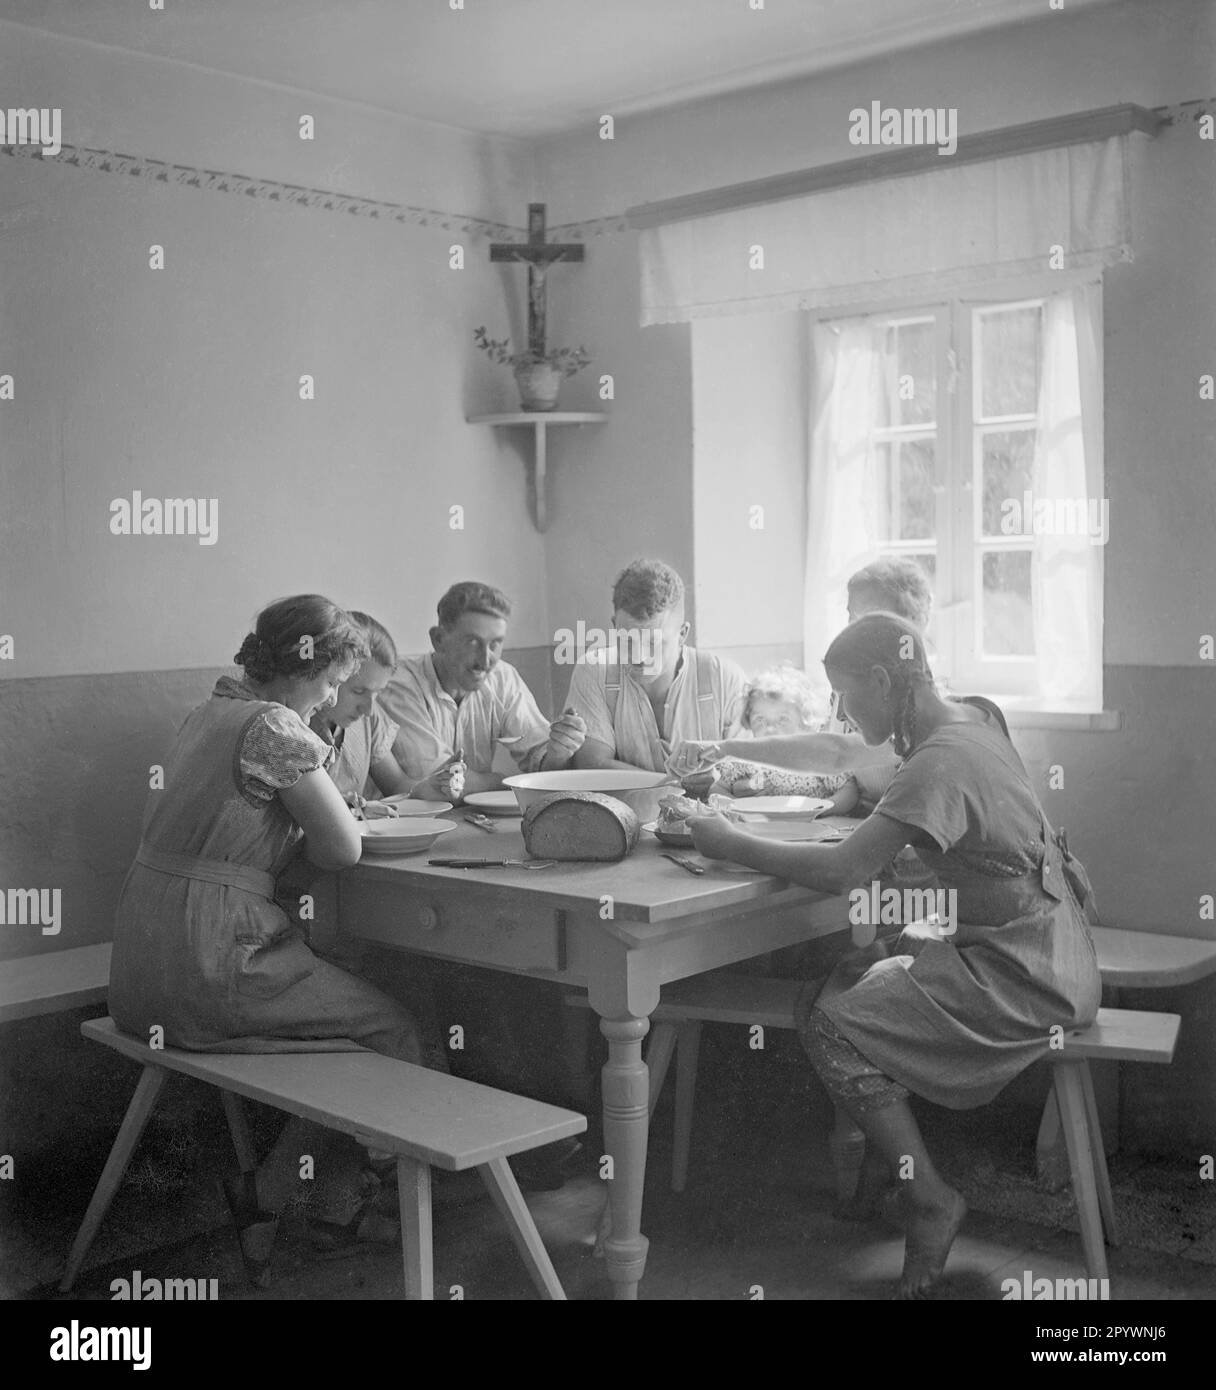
[823, 611, 932, 758]
[890, 674, 919, 758]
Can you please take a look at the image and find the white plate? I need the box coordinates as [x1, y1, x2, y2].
[727, 796, 834, 820]
[375, 797, 454, 817]
[463, 791, 523, 816]
[359, 819, 456, 856]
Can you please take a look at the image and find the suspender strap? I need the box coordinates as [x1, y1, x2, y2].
[602, 648, 718, 739]
[135, 843, 277, 900]
[604, 663, 621, 725]
[693, 649, 718, 741]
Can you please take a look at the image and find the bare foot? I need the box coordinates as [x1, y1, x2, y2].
[896, 1188, 966, 1299]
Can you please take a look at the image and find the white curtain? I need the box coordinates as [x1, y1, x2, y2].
[640, 137, 1129, 324]
[802, 318, 887, 684]
[1032, 281, 1104, 704]
[802, 287, 1106, 705]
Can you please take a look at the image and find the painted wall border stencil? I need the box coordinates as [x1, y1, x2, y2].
[0, 140, 525, 242]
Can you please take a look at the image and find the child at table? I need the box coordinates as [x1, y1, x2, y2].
[309, 612, 415, 810]
[309, 610, 465, 811]
[685, 665, 859, 814]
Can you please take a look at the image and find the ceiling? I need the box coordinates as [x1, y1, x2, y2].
[0, 0, 1120, 139]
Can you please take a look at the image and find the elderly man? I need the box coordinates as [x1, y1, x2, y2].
[566, 558, 747, 773]
[380, 580, 586, 800]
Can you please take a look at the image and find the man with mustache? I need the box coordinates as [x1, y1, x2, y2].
[380, 580, 586, 800]
[376, 580, 586, 1188]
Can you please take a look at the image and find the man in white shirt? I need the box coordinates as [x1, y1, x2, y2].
[565, 559, 747, 773]
[380, 581, 586, 800]
[374, 581, 587, 1186]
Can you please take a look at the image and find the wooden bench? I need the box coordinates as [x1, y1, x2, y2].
[0, 943, 112, 1024]
[1089, 925, 1216, 988]
[567, 981, 1180, 1281]
[1050, 1006, 1180, 1279]
[1036, 926, 1216, 1185]
[61, 1017, 587, 1300]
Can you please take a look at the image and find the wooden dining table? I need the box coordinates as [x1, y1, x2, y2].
[336, 812, 851, 1300]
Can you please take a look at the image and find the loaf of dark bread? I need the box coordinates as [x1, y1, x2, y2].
[521, 792, 640, 862]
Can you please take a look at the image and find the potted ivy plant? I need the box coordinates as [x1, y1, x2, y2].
[474, 327, 591, 412]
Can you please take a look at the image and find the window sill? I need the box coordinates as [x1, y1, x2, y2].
[997, 701, 1122, 732]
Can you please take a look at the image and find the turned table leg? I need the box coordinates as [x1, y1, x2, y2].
[599, 1015, 651, 1301]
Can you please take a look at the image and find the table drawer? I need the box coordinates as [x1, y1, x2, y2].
[340, 877, 563, 973]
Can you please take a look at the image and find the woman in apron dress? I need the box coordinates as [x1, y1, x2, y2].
[689, 612, 1101, 1298]
[109, 595, 437, 1281]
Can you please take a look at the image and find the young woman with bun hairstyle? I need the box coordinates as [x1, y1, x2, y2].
[109, 594, 440, 1281]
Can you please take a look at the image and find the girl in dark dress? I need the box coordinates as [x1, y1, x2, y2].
[690, 613, 1100, 1297]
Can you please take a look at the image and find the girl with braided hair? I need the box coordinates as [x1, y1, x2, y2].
[689, 612, 1100, 1298]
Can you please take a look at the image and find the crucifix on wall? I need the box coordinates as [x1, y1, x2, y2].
[489, 203, 585, 357]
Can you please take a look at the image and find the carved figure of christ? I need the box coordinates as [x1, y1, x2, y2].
[489, 204, 585, 358]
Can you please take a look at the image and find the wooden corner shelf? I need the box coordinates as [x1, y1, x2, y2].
[467, 412, 607, 532]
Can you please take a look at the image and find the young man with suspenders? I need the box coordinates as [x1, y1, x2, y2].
[565, 559, 747, 773]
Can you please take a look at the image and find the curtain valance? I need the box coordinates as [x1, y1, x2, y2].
[639, 136, 1129, 324]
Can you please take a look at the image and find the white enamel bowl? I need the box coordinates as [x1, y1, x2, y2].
[359, 819, 456, 856]
[503, 769, 674, 822]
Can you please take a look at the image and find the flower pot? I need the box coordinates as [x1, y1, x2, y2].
[514, 362, 563, 412]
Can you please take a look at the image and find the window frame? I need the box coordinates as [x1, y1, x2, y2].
[809, 269, 1102, 700]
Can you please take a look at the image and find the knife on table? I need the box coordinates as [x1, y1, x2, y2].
[428, 857, 552, 868]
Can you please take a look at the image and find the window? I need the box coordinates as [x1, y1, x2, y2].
[807, 279, 1104, 703]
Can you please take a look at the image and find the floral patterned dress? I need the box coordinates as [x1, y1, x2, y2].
[109, 676, 422, 1057]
